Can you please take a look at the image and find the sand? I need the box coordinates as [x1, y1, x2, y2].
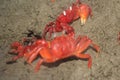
[0, 0, 120, 80]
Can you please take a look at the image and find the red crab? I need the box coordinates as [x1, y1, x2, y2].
[24, 35, 99, 72]
[43, 0, 92, 38]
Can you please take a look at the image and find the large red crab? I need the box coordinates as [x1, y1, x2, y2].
[43, 0, 92, 38]
[23, 35, 99, 72]
[7, 34, 99, 72]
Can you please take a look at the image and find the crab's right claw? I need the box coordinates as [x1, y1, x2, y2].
[79, 4, 92, 25]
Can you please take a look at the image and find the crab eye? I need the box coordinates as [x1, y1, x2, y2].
[69, 6, 72, 11]
[63, 11, 66, 16]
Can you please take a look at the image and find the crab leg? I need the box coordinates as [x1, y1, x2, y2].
[11, 46, 25, 61]
[34, 59, 43, 72]
[27, 47, 42, 64]
[91, 43, 100, 52]
[75, 53, 92, 68]
[34, 47, 57, 72]
[24, 47, 38, 60]
[75, 36, 92, 52]
[12, 52, 23, 61]
[74, 37, 93, 68]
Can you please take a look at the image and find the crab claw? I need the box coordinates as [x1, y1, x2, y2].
[80, 17, 87, 25]
[79, 4, 92, 25]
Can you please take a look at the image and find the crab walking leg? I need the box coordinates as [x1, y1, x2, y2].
[74, 37, 99, 68]
[34, 59, 43, 72]
[74, 37, 93, 68]
[76, 37, 92, 52]
[91, 43, 100, 52]
[75, 36, 88, 48]
[27, 47, 42, 64]
[9, 49, 19, 54]
[87, 42, 100, 57]
[34, 48, 56, 72]
[24, 47, 38, 60]
[12, 47, 25, 61]
[75, 53, 92, 68]
[12, 52, 23, 61]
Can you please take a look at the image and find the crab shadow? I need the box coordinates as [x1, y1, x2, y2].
[42, 57, 87, 68]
